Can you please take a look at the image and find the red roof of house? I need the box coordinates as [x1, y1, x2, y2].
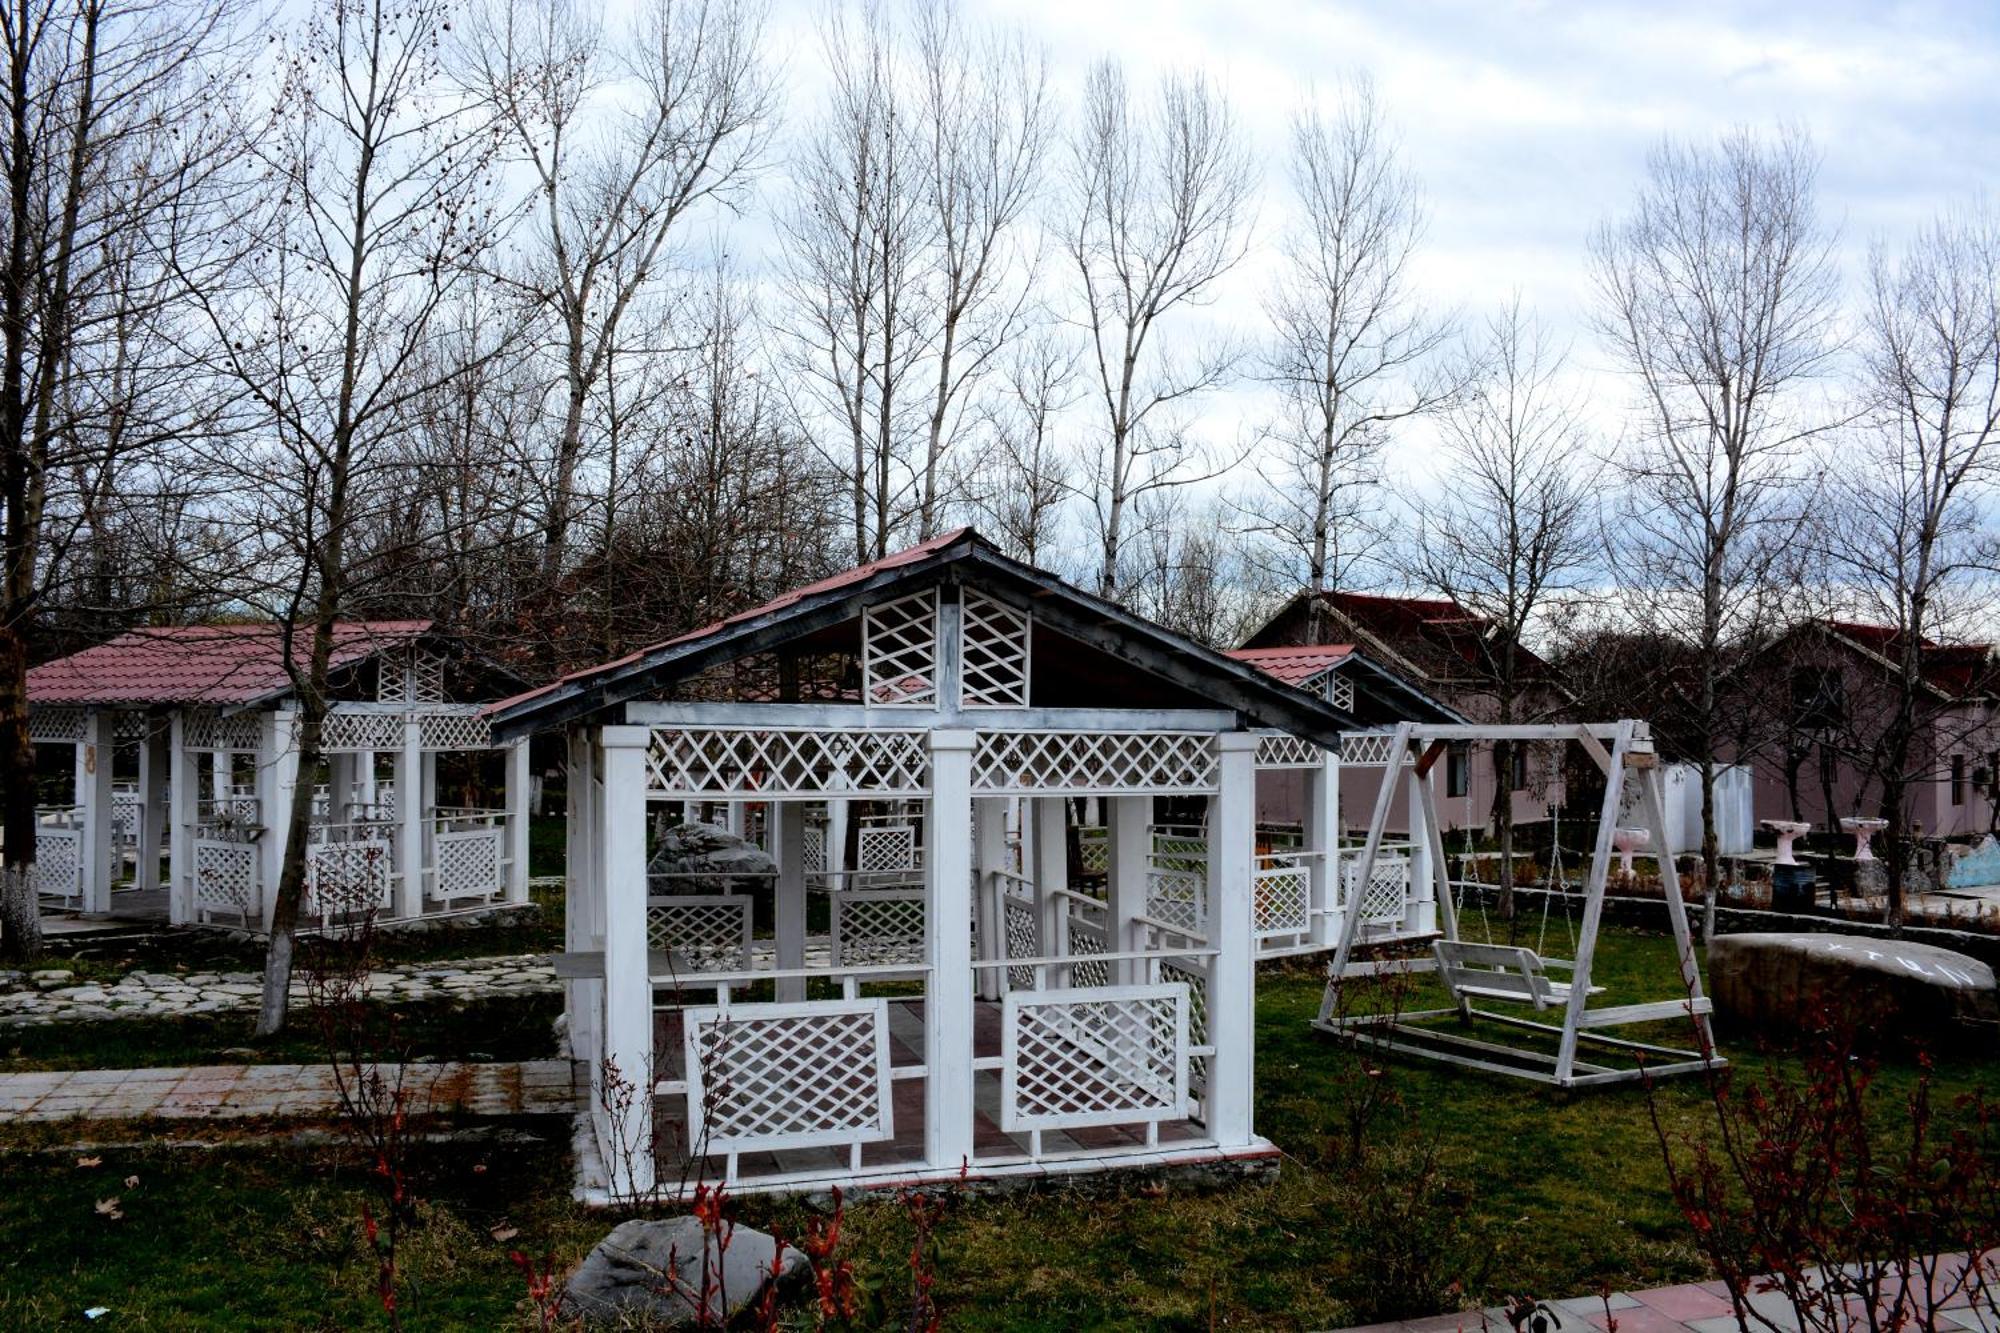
[1225, 645, 1355, 687]
[27, 621, 432, 707]
[487, 529, 972, 716]
[1818, 620, 1998, 698]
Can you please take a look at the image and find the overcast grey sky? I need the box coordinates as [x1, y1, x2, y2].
[734, 0, 2000, 501]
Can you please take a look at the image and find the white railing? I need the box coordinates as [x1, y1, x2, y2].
[431, 806, 505, 905]
[31, 806, 83, 904]
[303, 821, 394, 923]
[1253, 851, 1314, 939]
[646, 893, 754, 972]
[826, 886, 927, 967]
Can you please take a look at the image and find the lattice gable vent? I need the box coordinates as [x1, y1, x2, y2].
[960, 588, 1031, 708]
[862, 588, 938, 707]
[378, 646, 447, 704]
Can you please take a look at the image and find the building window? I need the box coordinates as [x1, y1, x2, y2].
[1446, 743, 1469, 799]
[1952, 754, 1967, 805]
[1510, 744, 1529, 792]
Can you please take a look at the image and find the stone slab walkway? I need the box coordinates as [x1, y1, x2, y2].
[0, 954, 560, 1028]
[0, 1059, 576, 1122]
[1335, 1254, 1995, 1333]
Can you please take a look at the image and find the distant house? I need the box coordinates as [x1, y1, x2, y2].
[1747, 618, 2000, 839]
[1240, 590, 1569, 833]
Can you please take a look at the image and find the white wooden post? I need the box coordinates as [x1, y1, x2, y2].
[599, 725, 655, 1198]
[826, 798, 850, 891]
[1405, 761, 1436, 935]
[360, 751, 378, 809]
[211, 751, 229, 803]
[565, 729, 602, 1071]
[1306, 750, 1339, 948]
[505, 739, 531, 904]
[77, 710, 115, 912]
[257, 707, 301, 931]
[926, 729, 976, 1172]
[167, 713, 192, 925]
[1107, 795, 1150, 983]
[1205, 732, 1258, 1147]
[138, 720, 168, 893]
[1031, 796, 1068, 965]
[773, 801, 807, 1003]
[394, 714, 424, 920]
[725, 800, 746, 838]
[972, 797, 1007, 1000]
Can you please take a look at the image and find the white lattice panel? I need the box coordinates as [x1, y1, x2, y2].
[184, 711, 263, 752]
[194, 839, 258, 914]
[1002, 984, 1189, 1131]
[323, 710, 404, 752]
[1075, 827, 1108, 874]
[305, 838, 393, 915]
[112, 712, 145, 742]
[1254, 861, 1311, 935]
[645, 727, 929, 798]
[1158, 956, 1209, 1096]
[646, 895, 753, 972]
[380, 647, 446, 703]
[862, 589, 938, 707]
[1328, 671, 1355, 712]
[972, 731, 1217, 794]
[1003, 894, 1039, 990]
[1255, 733, 1323, 769]
[960, 589, 1030, 708]
[419, 709, 493, 751]
[856, 824, 918, 873]
[1344, 853, 1410, 926]
[801, 827, 826, 874]
[28, 706, 85, 744]
[112, 790, 142, 847]
[683, 999, 894, 1154]
[31, 828, 82, 902]
[434, 826, 501, 901]
[1066, 905, 1112, 988]
[828, 889, 927, 966]
[1339, 731, 1405, 767]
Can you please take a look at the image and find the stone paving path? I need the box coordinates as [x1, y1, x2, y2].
[1337, 1254, 1995, 1333]
[0, 1059, 577, 1122]
[0, 954, 560, 1027]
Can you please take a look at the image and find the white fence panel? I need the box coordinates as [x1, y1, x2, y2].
[1001, 984, 1190, 1132]
[646, 895, 754, 972]
[828, 888, 927, 966]
[683, 999, 895, 1154]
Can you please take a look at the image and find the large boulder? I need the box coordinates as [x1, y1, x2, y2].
[647, 822, 777, 892]
[1708, 931, 1999, 1044]
[562, 1216, 807, 1327]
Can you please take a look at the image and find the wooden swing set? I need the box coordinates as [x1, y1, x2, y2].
[1313, 719, 1725, 1088]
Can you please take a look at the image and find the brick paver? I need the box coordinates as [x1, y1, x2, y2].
[0, 1060, 576, 1121]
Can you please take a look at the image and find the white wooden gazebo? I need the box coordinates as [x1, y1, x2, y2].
[24, 621, 533, 930]
[492, 530, 1445, 1201]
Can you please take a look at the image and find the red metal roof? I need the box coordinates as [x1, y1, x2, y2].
[27, 621, 432, 707]
[488, 528, 973, 716]
[1225, 645, 1356, 687]
[1819, 620, 1998, 697]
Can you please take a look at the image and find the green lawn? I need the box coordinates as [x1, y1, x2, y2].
[0, 927, 1993, 1330]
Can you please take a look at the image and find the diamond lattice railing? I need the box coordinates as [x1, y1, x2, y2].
[1344, 853, 1411, 926]
[646, 896, 753, 972]
[971, 731, 1217, 794]
[1003, 985, 1188, 1131]
[434, 827, 501, 901]
[194, 840, 258, 914]
[684, 1001, 893, 1154]
[1338, 730, 1406, 768]
[31, 829, 81, 902]
[304, 839, 392, 916]
[1254, 733, 1322, 769]
[829, 891, 927, 967]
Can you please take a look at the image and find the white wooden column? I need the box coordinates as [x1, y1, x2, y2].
[773, 801, 807, 1003]
[75, 711, 116, 912]
[565, 729, 602, 1070]
[826, 798, 850, 892]
[1405, 760, 1437, 935]
[1205, 732, 1258, 1148]
[1107, 795, 1150, 983]
[167, 714, 193, 924]
[1030, 796, 1068, 965]
[600, 725, 655, 1197]
[137, 720, 168, 893]
[394, 714, 424, 920]
[256, 708, 301, 931]
[925, 729, 976, 1172]
[972, 797, 1008, 1001]
[360, 751, 378, 808]
[724, 800, 746, 839]
[505, 740, 531, 904]
[1306, 751, 1339, 948]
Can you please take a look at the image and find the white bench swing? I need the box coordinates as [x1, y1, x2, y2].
[1312, 719, 1724, 1089]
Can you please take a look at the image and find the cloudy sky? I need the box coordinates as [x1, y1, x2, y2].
[727, 0, 2000, 502]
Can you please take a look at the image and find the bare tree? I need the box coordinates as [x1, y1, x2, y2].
[1062, 60, 1254, 598]
[462, 0, 774, 590]
[1827, 207, 2000, 922]
[1407, 299, 1595, 918]
[0, 0, 237, 958]
[185, 0, 505, 1033]
[1592, 126, 1840, 915]
[907, 0, 1048, 538]
[958, 329, 1077, 564]
[1258, 76, 1455, 605]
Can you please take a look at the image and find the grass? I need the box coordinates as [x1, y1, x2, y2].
[0, 926, 1993, 1329]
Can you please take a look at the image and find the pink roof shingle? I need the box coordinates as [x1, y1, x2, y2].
[1225, 645, 1356, 688]
[27, 621, 432, 707]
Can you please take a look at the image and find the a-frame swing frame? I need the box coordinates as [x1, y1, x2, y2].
[1312, 719, 1724, 1088]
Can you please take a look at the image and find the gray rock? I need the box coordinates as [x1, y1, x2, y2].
[647, 822, 776, 892]
[562, 1216, 805, 1328]
[1709, 931, 2000, 1045]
